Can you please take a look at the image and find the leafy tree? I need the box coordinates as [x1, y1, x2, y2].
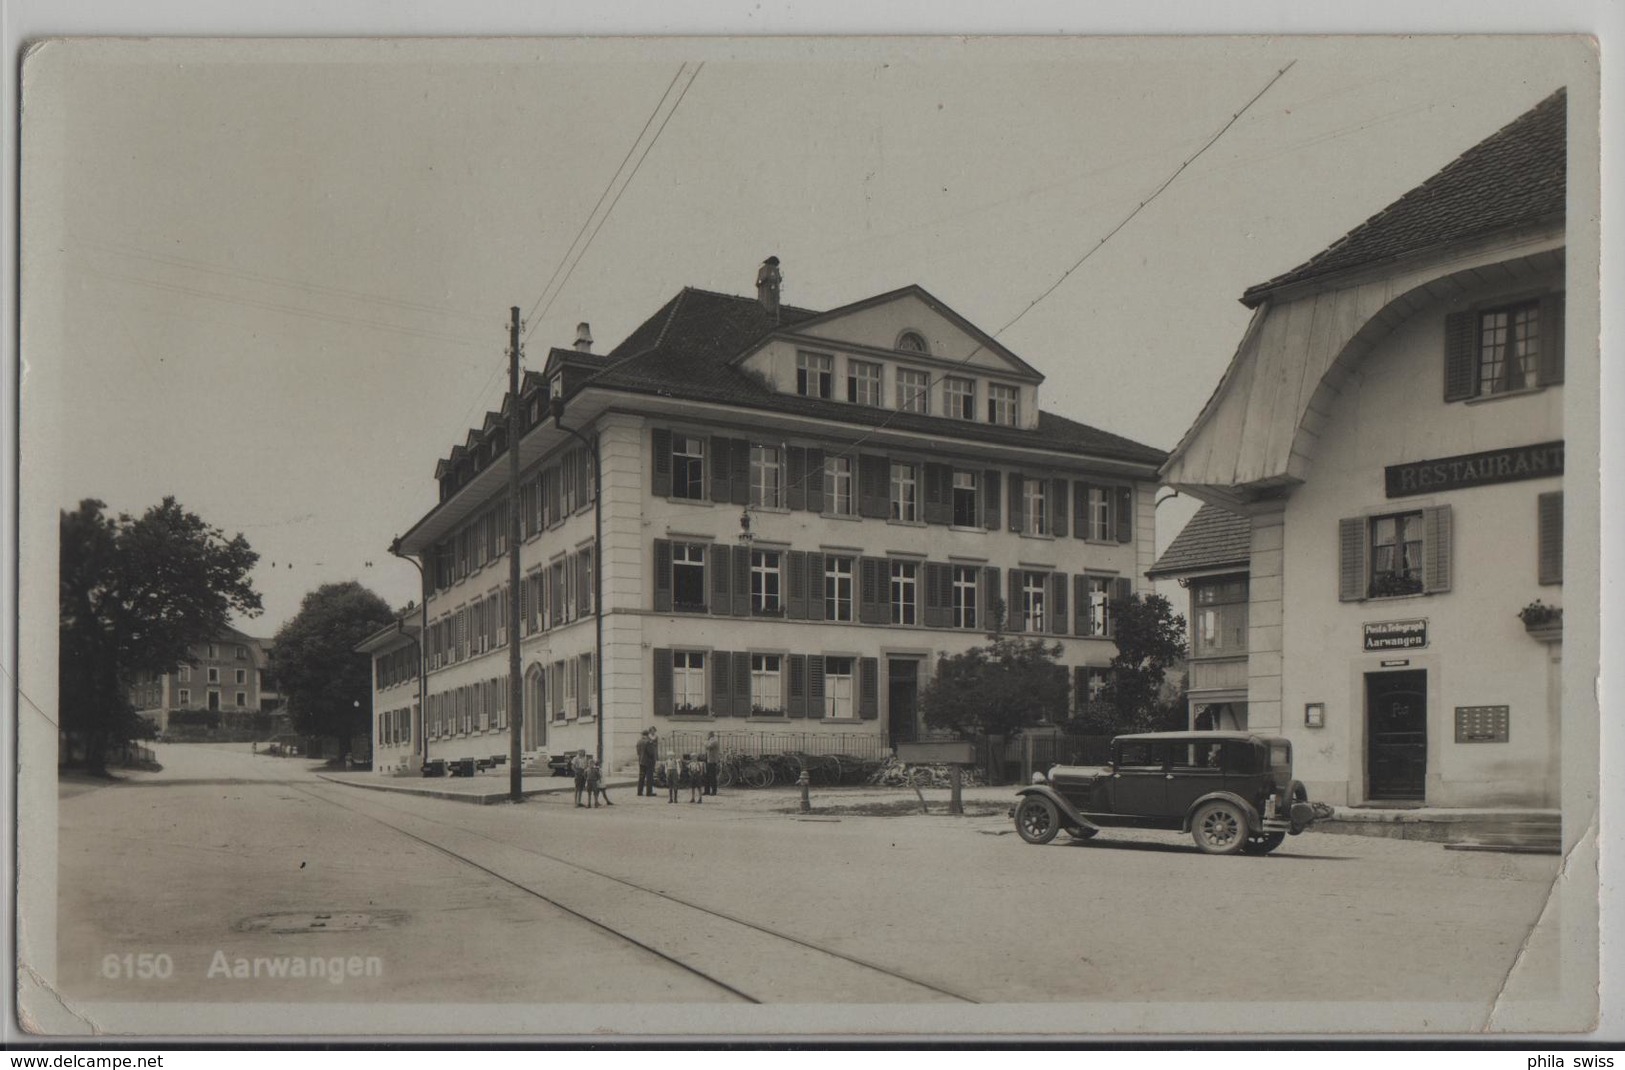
[59, 498, 262, 771]
[271, 582, 395, 757]
[920, 601, 1070, 740]
[1072, 592, 1188, 735]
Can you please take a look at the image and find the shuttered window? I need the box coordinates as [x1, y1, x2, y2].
[1538, 491, 1562, 585]
[1444, 293, 1564, 402]
[1337, 505, 1452, 601]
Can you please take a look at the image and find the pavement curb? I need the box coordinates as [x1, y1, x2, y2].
[315, 773, 640, 805]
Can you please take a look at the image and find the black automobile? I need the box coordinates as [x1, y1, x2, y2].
[1013, 731, 1322, 855]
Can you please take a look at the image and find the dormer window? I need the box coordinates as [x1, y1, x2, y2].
[896, 368, 931, 414]
[897, 330, 929, 354]
[796, 351, 833, 399]
[988, 383, 1019, 426]
[848, 360, 883, 406]
[945, 376, 975, 420]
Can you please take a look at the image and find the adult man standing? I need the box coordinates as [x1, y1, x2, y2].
[636, 728, 657, 797]
[704, 730, 721, 796]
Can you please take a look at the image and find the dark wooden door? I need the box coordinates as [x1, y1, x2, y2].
[1367, 670, 1427, 801]
[887, 659, 919, 747]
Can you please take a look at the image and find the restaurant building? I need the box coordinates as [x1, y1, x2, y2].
[1158, 90, 1570, 807]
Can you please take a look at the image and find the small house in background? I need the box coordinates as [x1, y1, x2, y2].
[1147, 503, 1252, 731]
[1159, 89, 1569, 809]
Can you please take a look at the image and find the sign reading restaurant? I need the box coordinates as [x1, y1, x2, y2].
[1364, 619, 1428, 652]
[1385, 441, 1563, 499]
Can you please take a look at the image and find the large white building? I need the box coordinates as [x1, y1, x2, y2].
[369, 265, 1166, 773]
[1159, 90, 1569, 808]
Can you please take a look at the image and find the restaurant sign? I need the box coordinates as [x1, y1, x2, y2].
[1364, 619, 1428, 652]
[1385, 440, 1563, 498]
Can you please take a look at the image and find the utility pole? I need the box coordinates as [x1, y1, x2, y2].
[508, 306, 524, 802]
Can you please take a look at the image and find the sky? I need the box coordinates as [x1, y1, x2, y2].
[21, 33, 1596, 635]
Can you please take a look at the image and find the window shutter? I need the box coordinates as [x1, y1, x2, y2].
[710, 436, 733, 503]
[733, 651, 752, 716]
[923, 562, 948, 627]
[787, 551, 808, 619]
[1073, 482, 1089, 539]
[650, 426, 669, 494]
[806, 553, 825, 621]
[711, 649, 732, 714]
[653, 540, 672, 612]
[519, 573, 530, 631]
[923, 462, 951, 525]
[1539, 292, 1565, 386]
[577, 552, 591, 615]
[984, 567, 1001, 631]
[1008, 570, 1025, 632]
[1008, 474, 1024, 533]
[730, 439, 751, 505]
[1110, 577, 1132, 636]
[710, 543, 731, 617]
[1050, 573, 1069, 635]
[1338, 517, 1367, 602]
[1538, 491, 1563, 585]
[1443, 310, 1478, 401]
[1051, 479, 1069, 538]
[1423, 504, 1453, 594]
[786, 447, 807, 511]
[859, 657, 879, 720]
[806, 448, 825, 512]
[788, 655, 808, 718]
[1074, 575, 1089, 636]
[859, 556, 885, 624]
[807, 656, 825, 719]
[732, 545, 750, 617]
[983, 470, 1002, 531]
[1116, 486, 1134, 543]
[858, 454, 888, 518]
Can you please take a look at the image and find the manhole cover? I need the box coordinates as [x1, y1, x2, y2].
[235, 910, 406, 934]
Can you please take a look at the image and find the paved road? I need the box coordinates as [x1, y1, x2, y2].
[54, 743, 1565, 1034]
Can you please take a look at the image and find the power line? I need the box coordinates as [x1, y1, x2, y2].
[77, 236, 490, 324]
[525, 62, 705, 340]
[521, 64, 690, 334]
[455, 63, 705, 436]
[758, 59, 1298, 512]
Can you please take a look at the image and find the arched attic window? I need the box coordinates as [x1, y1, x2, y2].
[897, 330, 929, 354]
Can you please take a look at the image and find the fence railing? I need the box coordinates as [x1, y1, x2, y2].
[665, 730, 890, 762]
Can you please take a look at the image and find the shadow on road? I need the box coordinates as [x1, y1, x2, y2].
[1060, 838, 1357, 862]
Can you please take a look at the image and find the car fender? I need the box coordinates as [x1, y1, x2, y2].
[1182, 791, 1263, 835]
[1015, 785, 1100, 832]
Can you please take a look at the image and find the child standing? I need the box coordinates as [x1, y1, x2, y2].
[666, 753, 682, 804]
[688, 754, 706, 804]
[585, 757, 611, 807]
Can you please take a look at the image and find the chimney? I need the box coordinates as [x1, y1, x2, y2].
[756, 256, 782, 319]
[573, 322, 593, 353]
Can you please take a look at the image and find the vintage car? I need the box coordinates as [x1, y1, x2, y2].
[1012, 731, 1321, 855]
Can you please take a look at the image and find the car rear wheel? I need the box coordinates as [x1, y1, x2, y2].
[1241, 831, 1285, 855]
[1015, 796, 1061, 845]
[1192, 801, 1248, 855]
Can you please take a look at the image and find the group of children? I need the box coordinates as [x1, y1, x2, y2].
[571, 742, 713, 808]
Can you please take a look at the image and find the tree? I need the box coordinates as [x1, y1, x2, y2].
[59, 498, 262, 771]
[920, 602, 1070, 740]
[271, 582, 395, 757]
[1073, 592, 1188, 735]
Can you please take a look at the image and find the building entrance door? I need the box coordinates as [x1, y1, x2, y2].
[887, 659, 920, 748]
[1367, 670, 1427, 801]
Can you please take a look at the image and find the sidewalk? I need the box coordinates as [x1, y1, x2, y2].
[316, 768, 638, 805]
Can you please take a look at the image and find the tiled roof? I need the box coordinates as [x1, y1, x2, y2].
[1241, 88, 1566, 307]
[1146, 502, 1251, 578]
[585, 287, 1167, 467]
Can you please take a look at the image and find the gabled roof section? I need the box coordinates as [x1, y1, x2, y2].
[748, 283, 1044, 380]
[1242, 88, 1566, 307]
[1147, 503, 1251, 579]
[585, 287, 1164, 466]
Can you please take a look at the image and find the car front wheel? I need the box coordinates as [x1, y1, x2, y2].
[1015, 796, 1061, 845]
[1192, 801, 1248, 855]
[1241, 831, 1286, 855]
